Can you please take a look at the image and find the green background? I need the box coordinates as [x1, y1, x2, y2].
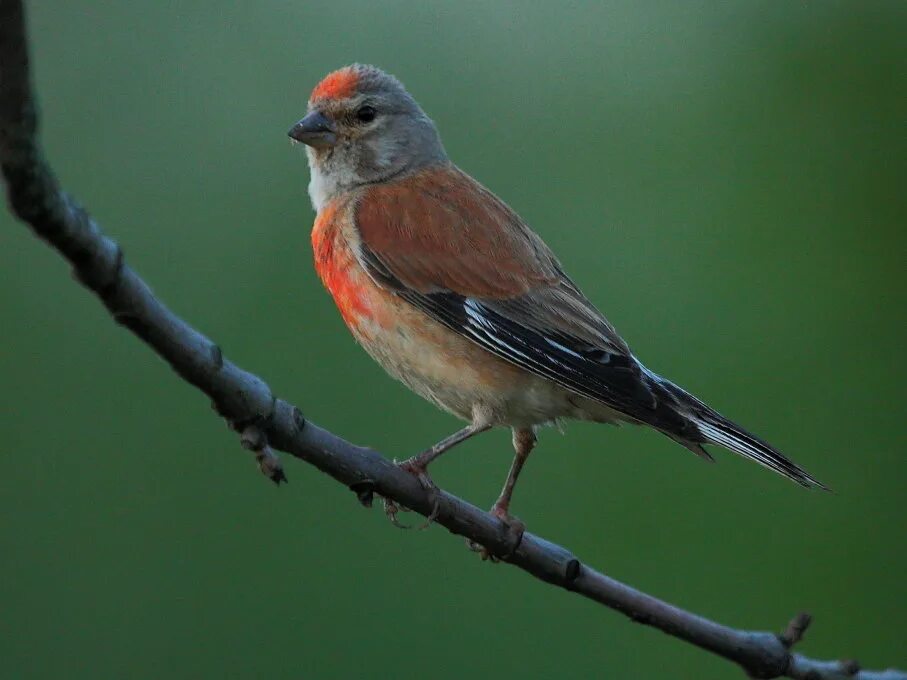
[2, 2, 905, 678]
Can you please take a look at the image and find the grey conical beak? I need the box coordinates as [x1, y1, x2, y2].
[288, 111, 337, 148]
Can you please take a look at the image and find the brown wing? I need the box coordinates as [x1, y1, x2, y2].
[354, 163, 660, 415]
[355, 163, 559, 297]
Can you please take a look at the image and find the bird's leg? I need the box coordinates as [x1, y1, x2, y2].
[385, 421, 492, 528]
[491, 428, 537, 522]
[470, 428, 536, 560]
[397, 422, 492, 487]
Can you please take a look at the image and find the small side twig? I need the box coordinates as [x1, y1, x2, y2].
[240, 424, 287, 485]
[781, 612, 813, 649]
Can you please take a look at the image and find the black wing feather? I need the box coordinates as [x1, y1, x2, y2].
[362, 246, 699, 432]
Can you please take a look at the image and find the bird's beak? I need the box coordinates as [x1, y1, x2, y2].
[288, 111, 337, 148]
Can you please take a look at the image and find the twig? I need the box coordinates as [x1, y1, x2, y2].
[239, 423, 288, 485]
[1, 2, 903, 678]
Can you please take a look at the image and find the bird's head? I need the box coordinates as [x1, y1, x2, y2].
[289, 64, 446, 209]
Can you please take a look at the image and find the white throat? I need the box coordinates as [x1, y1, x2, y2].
[306, 147, 364, 213]
[307, 163, 331, 213]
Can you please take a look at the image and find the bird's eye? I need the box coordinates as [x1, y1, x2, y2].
[355, 105, 376, 123]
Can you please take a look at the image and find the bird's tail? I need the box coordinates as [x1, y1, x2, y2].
[642, 368, 829, 490]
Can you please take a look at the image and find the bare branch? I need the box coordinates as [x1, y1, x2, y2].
[1, 2, 903, 678]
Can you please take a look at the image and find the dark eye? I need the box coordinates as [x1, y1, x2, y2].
[355, 105, 376, 123]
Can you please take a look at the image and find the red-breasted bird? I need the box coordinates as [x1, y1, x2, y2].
[289, 64, 826, 524]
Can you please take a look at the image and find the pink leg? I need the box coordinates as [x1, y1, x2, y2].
[491, 427, 537, 521]
[469, 428, 536, 559]
[397, 421, 492, 488]
[386, 420, 493, 529]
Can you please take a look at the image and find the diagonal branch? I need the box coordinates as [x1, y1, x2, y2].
[1, 2, 903, 678]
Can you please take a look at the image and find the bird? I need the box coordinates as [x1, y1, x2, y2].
[288, 64, 826, 527]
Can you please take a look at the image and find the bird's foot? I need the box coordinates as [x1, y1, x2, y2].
[382, 457, 441, 530]
[466, 504, 526, 562]
[397, 457, 437, 491]
[381, 496, 410, 528]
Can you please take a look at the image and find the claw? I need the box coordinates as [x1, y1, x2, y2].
[382, 496, 414, 529]
[388, 458, 441, 530]
[466, 538, 499, 562]
[380, 423, 493, 531]
[397, 459, 436, 490]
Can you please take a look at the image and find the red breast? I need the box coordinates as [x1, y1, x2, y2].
[311, 200, 375, 330]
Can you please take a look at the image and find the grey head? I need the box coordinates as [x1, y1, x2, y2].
[289, 64, 447, 210]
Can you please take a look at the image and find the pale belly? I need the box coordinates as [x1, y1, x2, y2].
[347, 278, 623, 428]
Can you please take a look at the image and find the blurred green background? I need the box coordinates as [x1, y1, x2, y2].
[2, 2, 905, 678]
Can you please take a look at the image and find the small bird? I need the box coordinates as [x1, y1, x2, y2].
[289, 64, 826, 525]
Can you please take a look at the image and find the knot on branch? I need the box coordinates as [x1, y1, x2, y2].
[564, 558, 582, 586]
[839, 659, 862, 676]
[744, 612, 812, 680]
[349, 479, 375, 507]
[495, 515, 526, 560]
[211, 387, 279, 442]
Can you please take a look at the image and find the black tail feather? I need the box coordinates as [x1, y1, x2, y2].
[642, 368, 829, 490]
[692, 410, 828, 489]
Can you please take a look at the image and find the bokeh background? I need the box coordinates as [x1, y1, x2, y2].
[2, 2, 905, 678]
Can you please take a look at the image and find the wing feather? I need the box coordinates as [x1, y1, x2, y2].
[354, 163, 657, 417]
